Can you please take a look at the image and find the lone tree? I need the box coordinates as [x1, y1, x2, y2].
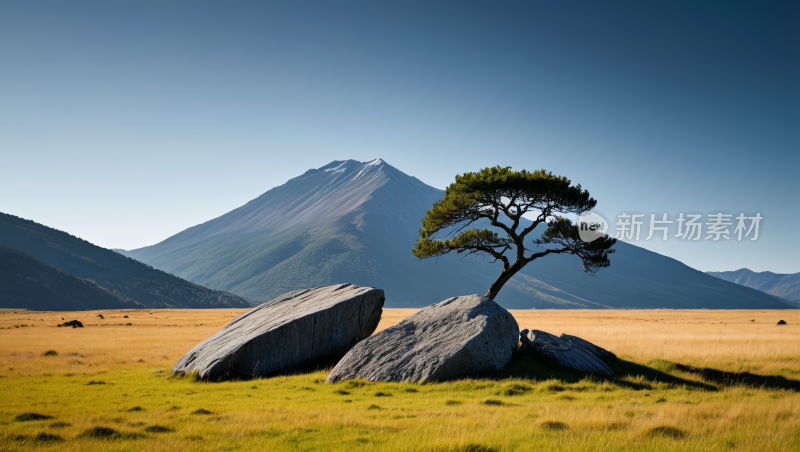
[412, 166, 616, 300]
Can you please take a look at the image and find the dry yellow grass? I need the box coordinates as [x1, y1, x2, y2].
[1, 308, 797, 376]
[0, 308, 798, 451]
[509, 309, 800, 377]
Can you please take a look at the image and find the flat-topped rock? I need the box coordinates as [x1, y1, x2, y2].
[519, 329, 613, 377]
[172, 284, 384, 380]
[326, 295, 519, 383]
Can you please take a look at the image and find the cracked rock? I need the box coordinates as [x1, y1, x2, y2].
[519, 329, 613, 377]
[326, 294, 519, 383]
[172, 284, 384, 380]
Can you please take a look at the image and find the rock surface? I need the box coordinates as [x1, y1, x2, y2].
[326, 295, 519, 383]
[519, 329, 613, 377]
[172, 284, 384, 380]
[560, 334, 616, 362]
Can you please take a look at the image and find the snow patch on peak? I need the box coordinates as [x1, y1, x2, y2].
[366, 158, 384, 166]
[324, 162, 347, 172]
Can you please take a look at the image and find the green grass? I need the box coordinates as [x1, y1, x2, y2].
[0, 359, 798, 451]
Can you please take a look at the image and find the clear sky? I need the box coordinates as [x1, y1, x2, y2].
[1, 1, 798, 273]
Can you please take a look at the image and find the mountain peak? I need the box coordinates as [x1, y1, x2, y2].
[121, 162, 793, 310]
[129, 158, 435, 255]
[317, 158, 387, 172]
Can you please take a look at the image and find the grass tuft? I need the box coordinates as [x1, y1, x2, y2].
[334, 389, 350, 395]
[428, 443, 497, 452]
[41, 350, 58, 357]
[184, 370, 202, 382]
[604, 422, 628, 430]
[144, 424, 175, 433]
[78, 426, 143, 440]
[445, 400, 463, 406]
[645, 425, 687, 439]
[482, 399, 504, 406]
[49, 422, 70, 428]
[367, 404, 380, 410]
[374, 391, 392, 397]
[15, 412, 53, 422]
[543, 383, 565, 392]
[191, 408, 212, 415]
[34, 432, 64, 442]
[344, 379, 370, 389]
[539, 420, 569, 431]
[127, 406, 145, 412]
[498, 382, 533, 396]
[86, 380, 106, 385]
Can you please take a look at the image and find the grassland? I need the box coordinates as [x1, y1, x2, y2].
[0, 308, 798, 451]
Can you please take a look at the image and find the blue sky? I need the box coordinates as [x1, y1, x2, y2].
[1, 1, 798, 273]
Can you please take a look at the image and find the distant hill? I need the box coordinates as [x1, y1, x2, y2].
[122, 159, 792, 310]
[707, 269, 800, 307]
[0, 213, 253, 309]
[0, 245, 144, 311]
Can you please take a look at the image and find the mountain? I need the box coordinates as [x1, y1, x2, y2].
[0, 245, 144, 311]
[122, 159, 793, 310]
[706, 269, 800, 307]
[0, 213, 252, 309]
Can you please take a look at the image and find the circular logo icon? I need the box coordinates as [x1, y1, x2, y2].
[578, 210, 609, 243]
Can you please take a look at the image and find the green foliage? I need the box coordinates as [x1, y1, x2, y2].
[412, 166, 616, 298]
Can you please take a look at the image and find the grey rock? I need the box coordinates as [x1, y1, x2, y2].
[560, 334, 616, 362]
[326, 295, 519, 383]
[519, 329, 613, 377]
[172, 284, 384, 380]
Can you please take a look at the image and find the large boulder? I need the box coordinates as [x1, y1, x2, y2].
[519, 329, 613, 377]
[326, 295, 519, 383]
[172, 284, 384, 380]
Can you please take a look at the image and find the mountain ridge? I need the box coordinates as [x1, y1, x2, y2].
[122, 159, 793, 310]
[0, 212, 253, 309]
[0, 244, 145, 311]
[706, 268, 800, 307]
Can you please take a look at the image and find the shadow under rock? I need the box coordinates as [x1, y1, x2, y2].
[178, 354, 340, 382]
[486, 355, 800, 392]
[484, 356, 715, 391]
[647, 359, 800, 392]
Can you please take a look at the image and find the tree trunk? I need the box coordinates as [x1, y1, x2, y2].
[484, 264, 524, 300]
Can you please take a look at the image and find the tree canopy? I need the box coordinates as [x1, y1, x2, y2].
[412, 166, 616, 300]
